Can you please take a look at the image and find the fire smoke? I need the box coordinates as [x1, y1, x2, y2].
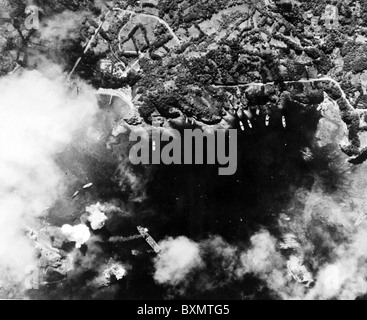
[0, 66, 98, 290]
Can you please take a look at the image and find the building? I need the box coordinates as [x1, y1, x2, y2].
[99, 59, 113, 73]
[323, 5, 339, 30]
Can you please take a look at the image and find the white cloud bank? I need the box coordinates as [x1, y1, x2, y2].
[0, 67, 98, 283]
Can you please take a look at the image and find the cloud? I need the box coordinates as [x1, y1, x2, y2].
[39, 10, 87, 43]
[151, 231, 308, 299]
[275, 162, 367, 300]
[153, 236, 204, 286]
[238, 231, 283, 275]
[61, 224, 91, 248]
[85, 203, 109, 230]
[0, 66, 98, 287]
[305, 220, 367, 300]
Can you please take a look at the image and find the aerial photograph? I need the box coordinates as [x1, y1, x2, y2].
[1, 0, 367, 303]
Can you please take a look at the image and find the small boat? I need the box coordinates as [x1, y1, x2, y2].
[83, 183, 93, 189]
[239, 121, 245, 131]
[72, 191, 80, 199]
[265, 115, 270, 127]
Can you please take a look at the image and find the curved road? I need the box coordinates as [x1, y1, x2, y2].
[113, 8, 182, 45]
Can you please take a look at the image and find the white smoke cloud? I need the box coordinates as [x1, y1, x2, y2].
[305, 214, 367, 300]
[0, 67, 98, 285]
[238, 231, 283, 275]
[61, 224, 91, 249]
[153, 236, 204, 286]
[39, 10, 88, 43]
[85, 202, 108, 230]
[152, 231, 308, 299]
[236, 231, 293, 297]
[276, 163, 367, 300]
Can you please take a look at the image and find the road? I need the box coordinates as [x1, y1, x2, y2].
[113, 8, 182, 45]
[68, 10, 111, 81]
[213, 77, 356, 111]
[96, 88, 136, 110]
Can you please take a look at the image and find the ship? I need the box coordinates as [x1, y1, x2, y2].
[265, 115, 270, 127]
[137, 226, 161, 253]
[282, 116, 287, 129]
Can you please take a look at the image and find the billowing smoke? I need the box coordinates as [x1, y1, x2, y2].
[237, 232, 289, 294]
[84, 203, 109, 230]
[0, 66, 98, 290]
[61, 224, 91, 248]
[301, 170, 367, 300]
[39, 10, 88, 43]
[153, 232, 301, 299]
[154, 237, 204, 287]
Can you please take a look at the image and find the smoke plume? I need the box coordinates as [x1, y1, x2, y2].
[154, 236, 204, 287]
[0, 66, 98, 289]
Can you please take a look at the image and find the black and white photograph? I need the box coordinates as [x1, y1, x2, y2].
[0, 0, 366, 303]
